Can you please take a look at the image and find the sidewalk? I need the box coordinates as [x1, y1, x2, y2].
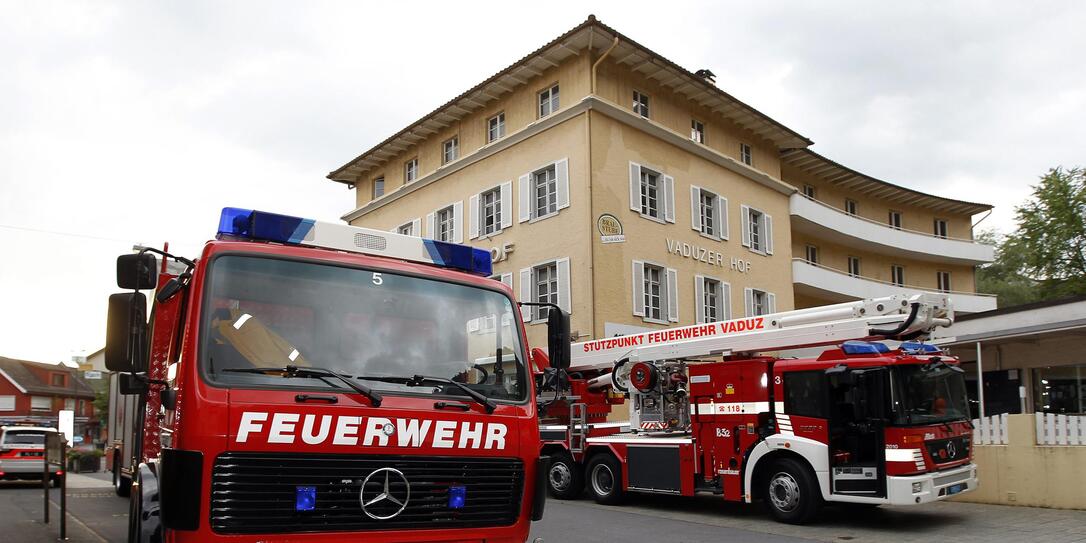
[0, 481, 109, 543]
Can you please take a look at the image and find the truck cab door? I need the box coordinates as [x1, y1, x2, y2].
[826, 368, 888, 498]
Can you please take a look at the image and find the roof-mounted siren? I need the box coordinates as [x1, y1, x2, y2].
[694, 69, 717, 85]
[215, 207, 492, 276]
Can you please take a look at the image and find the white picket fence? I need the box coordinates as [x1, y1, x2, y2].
[972, 414, 1009, 445]
[1035, 413, 1086, 445]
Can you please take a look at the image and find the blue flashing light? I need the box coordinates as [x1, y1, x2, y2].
[447, 485, 466, 509]
[218, 207, 316, 244]
[841, 341, 890, 355]
[295, 486, 316, 512]
[422, 239, 493, 277]
[900, 341, 942, 355]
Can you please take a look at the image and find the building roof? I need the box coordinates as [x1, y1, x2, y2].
[328, 15, 813, 184]
[0, 356, 96, 397]
[933, 296, 1086, 345]
[781, 148, 993, 216]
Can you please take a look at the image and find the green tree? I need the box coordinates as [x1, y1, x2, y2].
[93, 389, 110, 428]
[976, 230, 1042, 307]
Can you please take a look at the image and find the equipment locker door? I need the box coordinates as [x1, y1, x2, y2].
[826, 368, 888, 498]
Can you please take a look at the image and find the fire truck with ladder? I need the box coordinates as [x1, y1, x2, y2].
[104, 207, 569, 542]
[534, 294, 976, 524]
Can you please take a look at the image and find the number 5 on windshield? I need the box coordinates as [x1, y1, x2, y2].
[372, 273, 383, 285]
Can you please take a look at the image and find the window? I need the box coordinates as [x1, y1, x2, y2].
[442, 137, 459, 164]
[739, 143, 753, 166]
[629, 163, 674, 223]
[745, 288, 775, 317]
[538, 84, 559, 118]
[696, 276, 730, 324]
[640, 168, 660, 218]
[64, 398, 74, 411]
[844, 199, 857, 215]
[480, 187, 502, 236]
[805, 245, 819, 264]
[802, 184, 816, 199]
[487, 112, 505, 143]
[31, 396, 50, 411]
[632, 261, 677, 323]
[404, 158, 418, 183]
[937, 271, 951, 292]
[534, 165, 557, 218]
[784, 371, 827, 418]
[519, 259, 570, 323]
[633, 90, 650, 118]
[519, 159, 569, 223]
[848, 256, 862, 278]
[741, 206, 773, 254]
[1033, 364, 1086, 414]
[371, 176, 385, 199]
[533, 262, 558, 321]
[690, 186, 728, 240]
[691, 119, 704, 143]
[891, 265, 905, 287]
[0, 395, 14, 411]
[889, 210, 902, 229]
[934, 219, 948, 239]
[50, 373, 66, 387]
[396, 221, 415, 236]
[435, 206, 455, 242]
[77, 399, 85, 416]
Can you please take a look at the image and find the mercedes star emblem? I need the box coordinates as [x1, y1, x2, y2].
[360, 467, 410, 520]
[946, 441, 957, 458]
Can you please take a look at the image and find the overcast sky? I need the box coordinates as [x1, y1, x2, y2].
[2, 1, 1084, 363]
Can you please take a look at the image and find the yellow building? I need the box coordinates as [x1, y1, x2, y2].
[327, 16, 996, 349]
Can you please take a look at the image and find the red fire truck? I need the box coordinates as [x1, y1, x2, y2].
[536, 294, 976, 524]
[105, 207, 567, 542]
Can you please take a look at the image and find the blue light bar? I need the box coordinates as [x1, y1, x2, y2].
[295, 486, 316, 511]
[447, 485, 466, 509]
[841, 341, 890, 355]
[899, 341, 941, 355]
[216, 207, 493, 276]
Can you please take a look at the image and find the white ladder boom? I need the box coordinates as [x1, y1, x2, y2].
[570, 294, 953, 372]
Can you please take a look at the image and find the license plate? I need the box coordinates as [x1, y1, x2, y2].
[947, 483, 964, 495]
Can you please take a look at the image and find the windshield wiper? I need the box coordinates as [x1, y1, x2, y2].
[223, 365, 383, 407]
[357, 374, 496, 413]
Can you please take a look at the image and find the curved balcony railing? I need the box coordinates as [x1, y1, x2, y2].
[792, 259, 998, 314]
[789, 194, 995, 265]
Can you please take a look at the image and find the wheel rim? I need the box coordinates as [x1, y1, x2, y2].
[591, 463, 615, 496]
[768, 471, 801, 513]
[549, 461, 572, 492]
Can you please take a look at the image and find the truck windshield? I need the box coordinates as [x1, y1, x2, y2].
[891, 364, 970, 426]
[201, 255, 527, 402]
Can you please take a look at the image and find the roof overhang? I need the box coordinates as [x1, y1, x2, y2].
[781, 148, 992, 216]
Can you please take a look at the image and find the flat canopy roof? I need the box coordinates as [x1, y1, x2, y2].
[328, 15, 813, 184]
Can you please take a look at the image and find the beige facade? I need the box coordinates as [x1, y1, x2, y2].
[328, 16, 996, 349]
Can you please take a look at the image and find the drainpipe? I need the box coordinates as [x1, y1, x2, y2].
[976, 342, 985, 422]
[586, 36, 618, 340]
[591, 36, 619, 95]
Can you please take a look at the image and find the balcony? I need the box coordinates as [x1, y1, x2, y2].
[789, 194, 995, 266]
[792, 259, 998, 314]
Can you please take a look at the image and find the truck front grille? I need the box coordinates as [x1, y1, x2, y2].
[210, 452, 524, 534]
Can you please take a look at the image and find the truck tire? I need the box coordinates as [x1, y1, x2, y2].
[547, 451, 583, 500]
[114, 452, 131, 497]
[585, 454, 624, 505]
[764, 457, 822, 524]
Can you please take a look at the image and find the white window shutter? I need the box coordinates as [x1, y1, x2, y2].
[740, 205, 751, 247]
[721, 282, 732, 320]
[666, 267, 678, 322]
[767, 292, 777, 314]
[425, 212, 435, 238]
[764, 213, 774, 254]
[452, 201, 463, 243]
[500, 272, 512, 287]
[468, 194, 480, 240]
[629, 162, 641, 211]
[520, 268, 532, 321]
[518, 174, 531, 223]
[663, 175, 675, 223]
[694, 275, 705, 324]
[556, 158, 570, 210]
[631, 260, 645, 317]
[744, 287, 754, 317]
[557, 257, 571, 314]
[411, 217, 421, 236]
[718, 197, 729, 241]
[690, 185, 702, 231]
[468, 318, 480, 333]
[500, 181, 513, 229]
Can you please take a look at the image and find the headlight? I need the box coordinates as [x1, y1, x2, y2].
[912, 482, 923, 493]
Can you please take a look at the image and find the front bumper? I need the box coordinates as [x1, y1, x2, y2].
[886, 463, 977, 505]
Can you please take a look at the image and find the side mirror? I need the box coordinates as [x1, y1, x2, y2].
[117, 253, 158, 290]
[546, 308, 571, 371]
[118, 373, 148, 395]
[105, 292, 148, 373]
